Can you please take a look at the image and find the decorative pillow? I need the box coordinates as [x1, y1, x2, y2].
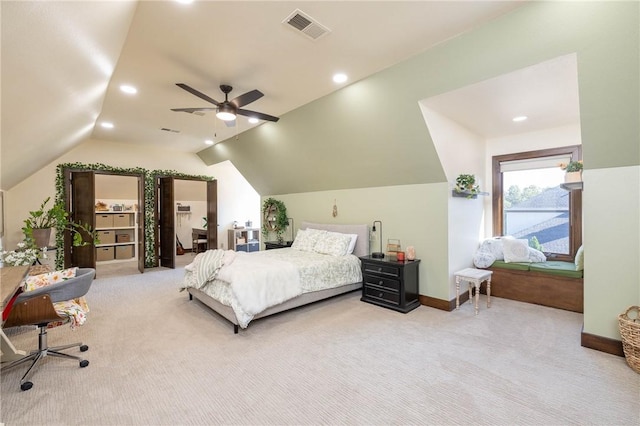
[528, 247, 547, 263]
[291, 229, 326, 252]
[313, 231, 353, 257]
[345, 234, 358, 255]
[575, 245, 584, 271]
[24, 267, 78, 291]
[503, 239, 531, 263]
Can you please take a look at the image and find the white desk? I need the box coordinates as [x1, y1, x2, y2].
[455, 268, 493, 315]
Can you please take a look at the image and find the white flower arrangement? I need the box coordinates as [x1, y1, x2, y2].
[1, 241, 47, 266]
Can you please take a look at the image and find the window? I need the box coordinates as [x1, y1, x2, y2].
[492, 146, 582, 261]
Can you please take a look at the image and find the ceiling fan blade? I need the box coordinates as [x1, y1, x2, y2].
[171, 107, 216, 113]
[230, 89, 264, 108]
[237, 109, 280, 122]
[175, 83, 221, 106]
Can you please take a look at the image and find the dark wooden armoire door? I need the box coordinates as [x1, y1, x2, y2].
[66, 171, 96, 269]
[137, 175, 145, 273]
[158, 176, 175, 268]
[206, 180, 218, 250]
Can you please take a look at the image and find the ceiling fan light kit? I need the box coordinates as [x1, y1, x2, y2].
[216, 104, 236, 121]
[172, 83, 279, 123]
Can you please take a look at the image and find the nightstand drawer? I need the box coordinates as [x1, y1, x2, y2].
[363, 285, 400, 306]
[363, 275, 400, 292]
[362, 263, 400, 278]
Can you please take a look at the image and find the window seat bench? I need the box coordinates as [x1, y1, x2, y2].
[480, 260, 583, 313]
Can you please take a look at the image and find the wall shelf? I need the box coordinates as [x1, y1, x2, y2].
[560, 182, 583, 191]
[451, 190, 489, 199]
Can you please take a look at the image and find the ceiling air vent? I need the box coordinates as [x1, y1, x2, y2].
[160, 128, 180, 133]
[283, 9, 331, 41]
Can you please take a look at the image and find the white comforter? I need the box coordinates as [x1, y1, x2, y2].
[182, 248, 362, 328]
[183, 249, 301, 316]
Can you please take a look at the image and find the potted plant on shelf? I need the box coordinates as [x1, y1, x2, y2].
[22, 197, 99, 250]
[261, 198, 288, 243]
[454, 174, 480, 199]
[560, 160, 583, 183]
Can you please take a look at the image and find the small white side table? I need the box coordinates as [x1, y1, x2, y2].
[455, 268, 493, 315]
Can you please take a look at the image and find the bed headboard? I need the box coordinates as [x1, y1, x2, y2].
[299, 222, 370, 258]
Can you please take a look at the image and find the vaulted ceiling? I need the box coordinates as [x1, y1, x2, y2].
[1, 1, 532, 190]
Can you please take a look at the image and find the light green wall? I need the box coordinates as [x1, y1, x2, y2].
[274, 183, 450, 300]
[213, 2, 639, 340]
[583, 166, 640, 337]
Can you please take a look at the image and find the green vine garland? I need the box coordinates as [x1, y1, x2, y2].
[55, 163, 214, 269]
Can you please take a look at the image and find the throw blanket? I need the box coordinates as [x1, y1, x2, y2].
[183, 249, 302, 317]
[182, 249, 231, 290]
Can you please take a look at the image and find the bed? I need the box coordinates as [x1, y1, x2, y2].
[182, 222, 369, 333]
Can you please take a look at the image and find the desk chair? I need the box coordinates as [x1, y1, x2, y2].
[192, 229, 208, 254]
[1, 268, 95, 391]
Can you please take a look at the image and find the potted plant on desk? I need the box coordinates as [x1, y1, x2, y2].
[22, 197, 99, 250]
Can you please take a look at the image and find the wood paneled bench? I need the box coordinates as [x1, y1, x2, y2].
[479, 261, 583, 313]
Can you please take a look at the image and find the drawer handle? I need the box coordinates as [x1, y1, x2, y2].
[377, 267, 382, 273]
[378, 292, 383, 298]
[378, 280, 384, 286]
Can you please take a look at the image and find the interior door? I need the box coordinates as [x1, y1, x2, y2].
[158, 176, 175, 268]
[137, 175, 145, 273]
[67, 171, 96, 269]
[206, 180, 218, 250]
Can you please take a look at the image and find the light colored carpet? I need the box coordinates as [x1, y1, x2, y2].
[1, 264, 638, 425]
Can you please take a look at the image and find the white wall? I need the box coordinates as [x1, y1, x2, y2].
[421, 106, 487, 297]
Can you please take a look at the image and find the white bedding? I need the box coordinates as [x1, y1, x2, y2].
[182, 248, 362, 328]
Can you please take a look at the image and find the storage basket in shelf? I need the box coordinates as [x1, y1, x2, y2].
[618, 305, 640, 373]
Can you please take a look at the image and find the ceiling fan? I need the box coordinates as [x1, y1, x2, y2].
[171, 83, 279, 125]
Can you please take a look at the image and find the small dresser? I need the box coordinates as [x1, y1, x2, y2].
[360, 256, 421, 313]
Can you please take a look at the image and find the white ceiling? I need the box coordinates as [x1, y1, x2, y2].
[1, 0, 550, 190]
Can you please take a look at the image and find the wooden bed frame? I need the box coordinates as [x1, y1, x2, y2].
[187, 222, 370, 333]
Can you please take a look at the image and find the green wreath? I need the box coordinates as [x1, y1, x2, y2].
[261, 198, 288, 242]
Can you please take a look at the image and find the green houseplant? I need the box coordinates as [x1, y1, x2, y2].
[261, 198, 288, 243]
[454, 174, 480, 198]
[22, 197, 99, 249]
[559, 160, 583, 172]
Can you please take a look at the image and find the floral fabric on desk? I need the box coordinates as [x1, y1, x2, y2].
[24, 267, 89, 329]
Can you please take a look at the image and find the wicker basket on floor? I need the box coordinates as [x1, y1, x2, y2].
[618, 306, 640, 373]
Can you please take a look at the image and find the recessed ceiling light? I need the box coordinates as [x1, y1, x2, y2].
[176, 0, 194, 4]
[333, 73, 348, 84]
[204, 139, 214, 145]
[101, 122, 114, 129]
[120, 85, 137, 94]
[248, 118, 259, 124]
[512, 116, 528, 122]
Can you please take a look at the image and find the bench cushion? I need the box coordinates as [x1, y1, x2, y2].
[490, 260, 530, 271]
[528, 261, 584, 278]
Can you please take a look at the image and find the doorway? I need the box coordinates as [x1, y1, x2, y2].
[64, 169, 145, 276]
[156, 177, 217, 269]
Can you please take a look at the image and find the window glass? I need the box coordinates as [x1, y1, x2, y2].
[492, 146, 582, 261]
[502, 167, 568, 254]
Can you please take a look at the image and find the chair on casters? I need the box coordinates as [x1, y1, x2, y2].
[1, 267, 95, 391]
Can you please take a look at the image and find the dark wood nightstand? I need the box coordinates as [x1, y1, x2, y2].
[264, 241, 293, 250]
[360, 256, 421, 313]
